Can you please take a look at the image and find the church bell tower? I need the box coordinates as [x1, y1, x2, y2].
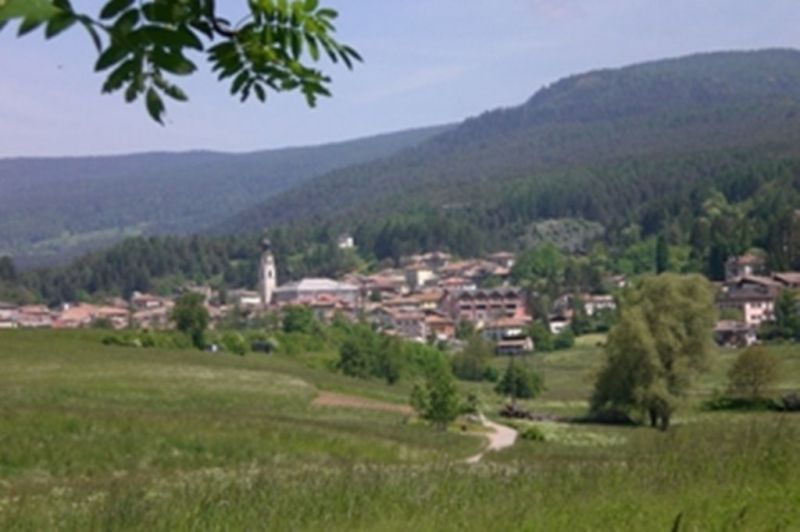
[258, 237, 276, 306]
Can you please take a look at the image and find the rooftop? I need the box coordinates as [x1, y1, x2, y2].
[275, 278, 359, 293]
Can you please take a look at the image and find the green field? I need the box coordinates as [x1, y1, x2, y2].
[1, 330, 799, 530]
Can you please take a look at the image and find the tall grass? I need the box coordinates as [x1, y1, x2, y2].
[2, 416, 798, 530]
[2, 330, 800, 530]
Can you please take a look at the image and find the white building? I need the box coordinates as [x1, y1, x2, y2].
[258, 238, 277, 306]
[273, 278, 360, 306]
[337, 234, 355, 249]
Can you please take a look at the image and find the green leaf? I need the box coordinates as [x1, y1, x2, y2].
[230, 70, 250, 95]
[124, 80, 139, 102]
[304, 0, 319, 12]
[317, 8, 337, 19]
[111, 9, 139, 34]
[290, 30, 302, 59]
[95, 45, 129, 71]
[146, 87, 165, 124]
[141, 2, 175, 24]
[17, 18, 43, 36]
[0, 0, 59, 23]
[102, 58, 137, 93]
[52, 0, 73, 11]
[45, 12, 75, 38]
[161, 83, 187, 102]
[139, 25, 184, 49]
[253, 83, 266, 102]
[343, 45, 362, 63]
[80, 18, 103, 51]
[306, 34, 319, 61]
[152, 48, 196, 75]
[176, 24, 203, 50]
[100, 0, 135, 20]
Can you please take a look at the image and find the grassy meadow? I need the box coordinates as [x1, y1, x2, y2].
[1, 329, 800, 530]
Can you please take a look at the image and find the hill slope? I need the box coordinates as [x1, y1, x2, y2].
[0, 125, 450, 266]
[220, 49, 800, 232]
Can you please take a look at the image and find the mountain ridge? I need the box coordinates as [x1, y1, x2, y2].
[218, 49, 800, 234]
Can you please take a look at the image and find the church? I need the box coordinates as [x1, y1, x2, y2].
[257, 238, 359, 307]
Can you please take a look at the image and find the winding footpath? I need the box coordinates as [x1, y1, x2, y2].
[465, 413, 518, 464]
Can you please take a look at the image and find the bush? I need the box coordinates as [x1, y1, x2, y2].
[451, 336, 495, 382]
[495, 361, 544, 401]
[727, 346, 780, 400]
[528, 322, 554, 352]
[221, 332, 248, 356]
[703, 395, 777, 411]
[520, 426, 546, 442]
[553, 328, 575, 350]
[282, 306, 317, 334]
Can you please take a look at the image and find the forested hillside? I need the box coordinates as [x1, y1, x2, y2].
[8, 49, 800, 303]
[221, 49, 800, 231]
[0, 125, 450, 266]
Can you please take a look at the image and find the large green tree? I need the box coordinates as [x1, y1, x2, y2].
[0, 0, 360, 122]
[590, 274, 716, 430]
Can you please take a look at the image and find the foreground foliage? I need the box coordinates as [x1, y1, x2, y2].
[0, 0, 361, 122]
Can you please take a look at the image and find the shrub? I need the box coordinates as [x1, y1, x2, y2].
[520, 426, 546, 442]
[553, 328, 575, 350]
[221, 332, 248, 356]
[451, 336, 495, 382]
[495, 360, 544, 401]
[727, 346, 780, 401]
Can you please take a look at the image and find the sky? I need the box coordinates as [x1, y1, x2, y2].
[2, 0, 800, 157]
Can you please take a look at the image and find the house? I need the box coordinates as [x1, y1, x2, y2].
[405, 265, 436, 290]
[481, 317, 533, 355]
[773, 272, 800, 289]
[370, 307, 428, 342]
[425, 313, 456, 341]
[411, 289, 446, 311]
[549, 315, 572, 335]
[362, 272, 409, 298]
[337, 234, 355, 249]
[54, 303, 129, 329]
[131, 303, 174, 329]
[487, 251, 516, 269]
[439, 276, 477, 292]
[131, 292, 170, 310]
[273, 278, 360, 306]
[228, 289, 263, 308]
[714, 320, 757, 348]
[382, 295, 422, 313]
[291, 294, 356, 322]
[16, 305, 53, 328]
[444, 287, 527, 324]
[717, 276, 781, 327]
[0, 302, 18, 329]
[389, 310, 428, 342]
[725, 254, 766, 281]
[582, 294, 616, 316]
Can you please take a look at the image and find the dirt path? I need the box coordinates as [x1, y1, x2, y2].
[466, 414, 518, 464]
[313, 391, 414, 415]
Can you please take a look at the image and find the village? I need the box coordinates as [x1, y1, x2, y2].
[0, 236, 794, 354]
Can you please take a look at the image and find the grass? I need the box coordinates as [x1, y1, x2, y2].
[1, 329, 800, 530]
